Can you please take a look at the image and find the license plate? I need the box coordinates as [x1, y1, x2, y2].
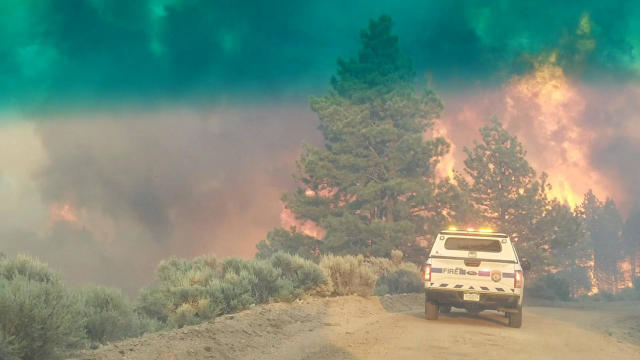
[463, 293, 480, 301]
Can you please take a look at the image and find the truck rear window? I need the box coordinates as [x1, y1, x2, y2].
[444, 237, 502, 253]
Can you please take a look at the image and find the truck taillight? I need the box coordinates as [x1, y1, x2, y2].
[424, 264, 432, 282]
[514, 270, 523, 288]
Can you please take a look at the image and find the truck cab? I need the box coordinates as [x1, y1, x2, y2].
[424, 228, 529, 328]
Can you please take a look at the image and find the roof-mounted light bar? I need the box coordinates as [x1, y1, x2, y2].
[445, 226, 496, 233]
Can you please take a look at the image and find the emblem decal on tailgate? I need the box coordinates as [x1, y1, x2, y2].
[491, 270, 502, 282]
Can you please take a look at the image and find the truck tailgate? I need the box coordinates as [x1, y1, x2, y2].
[430, 258, 516, 292]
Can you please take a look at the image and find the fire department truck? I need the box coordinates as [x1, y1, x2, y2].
[424, 227, 530, 328]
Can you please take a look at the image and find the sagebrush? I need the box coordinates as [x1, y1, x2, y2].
[0, 256, 85, 360]
[81, 286, 157, 345]
[136, 253, 329, 327]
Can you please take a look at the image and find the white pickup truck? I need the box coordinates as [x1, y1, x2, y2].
[424, 228, 530, 328]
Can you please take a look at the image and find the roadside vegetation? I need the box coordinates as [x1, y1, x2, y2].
[0, 250, 422, 359]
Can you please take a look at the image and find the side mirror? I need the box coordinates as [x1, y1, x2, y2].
[520, 258, 531, 271]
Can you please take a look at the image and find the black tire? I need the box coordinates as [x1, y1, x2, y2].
[425, 301, 439, 320]
[508, 305, 523, 328]
[440, 305, 451, 314]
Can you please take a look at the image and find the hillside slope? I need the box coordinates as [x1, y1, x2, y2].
[70, 295, 640, 360]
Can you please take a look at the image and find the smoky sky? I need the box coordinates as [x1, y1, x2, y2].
[0, 105, 319, 292]
[35, 106, 319, 245]
[2, 0, 640, 109]
[2, 0, 640, 291]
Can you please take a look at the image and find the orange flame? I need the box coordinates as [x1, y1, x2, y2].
[618, 259, 634, 289]
[502, 53, 605, 207]
[431, 118, 456, 179]
[49, 202, 79, 224]
[279, 203, 325, 239]
[438, 54, 615, 209]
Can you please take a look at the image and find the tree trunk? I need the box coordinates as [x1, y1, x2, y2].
[384, 196, 394, 223]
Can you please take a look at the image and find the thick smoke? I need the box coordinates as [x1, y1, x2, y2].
[2, 0, 639, 106]
[1, 1, 640, 290]
[0, 105, 319, 292]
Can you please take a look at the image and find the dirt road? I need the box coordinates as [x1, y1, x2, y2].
[71, 295, 640, 360]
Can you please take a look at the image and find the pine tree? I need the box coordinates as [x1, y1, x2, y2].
[463, 118, 546, 243]
[255, 227, 321, 260]
[623, 206, 640, 285]
[463, 118, 586, 279]
[577, 190, 625, 292]
[278, 15, 450, 256]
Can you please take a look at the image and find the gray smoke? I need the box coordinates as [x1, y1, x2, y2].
[19, 103, 320, 292]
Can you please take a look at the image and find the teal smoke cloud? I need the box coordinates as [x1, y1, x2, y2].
[2, 0, 639, 108]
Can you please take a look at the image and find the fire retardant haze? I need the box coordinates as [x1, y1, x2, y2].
[1, 0, 639, 292]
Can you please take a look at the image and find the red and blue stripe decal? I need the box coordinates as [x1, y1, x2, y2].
[431, 267, 515, 278]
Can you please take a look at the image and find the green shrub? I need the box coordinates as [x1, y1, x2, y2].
[139, 252, 387, 328]
[374, 269, 423, 295]
[397, 261, 420, 274]
[207, 273, 254, 314]
[0, 256, 86, 360]
[319, 255, 377, 296]
[222, 258, 295, 303]
[156, 255, 220, 288]
[269, 252, 329, 294]
[81, 286, 154, 344]
[135, 286, 173, 323]
[221, 257, 246, 275]
[366, 256, 395, 277]
[161, 285, 213, 328]
[611, 287, 640, 301]
[0, 254, 59, 284]
[137, 255, 298, 326]
[168, 303, 200, 328]
[136, 282, 212, 328]
[0, 334, 19, 360]
[579, 287, 640, 302]
[255, 227, 320, 260]
[528, 273, 571, 301]
[390, 250, 403, 266]
[136, 254, 224, 327]
[364, 250, 419, 278]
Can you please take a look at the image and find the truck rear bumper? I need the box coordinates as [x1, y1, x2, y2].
[425, 288, 520, 310]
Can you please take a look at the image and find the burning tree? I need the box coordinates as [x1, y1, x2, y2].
[623, 207, 640, 285]
[462, 119, 589, 288]
[577, 191, 629, 293]
[462, 118, 548, 246]
[259, 15, 469, 258]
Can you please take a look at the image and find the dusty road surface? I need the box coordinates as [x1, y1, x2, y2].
[71, 294, 640, 360]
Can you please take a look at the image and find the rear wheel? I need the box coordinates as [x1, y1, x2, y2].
[425, 301, 439, 320]
[508, 305, 523, 328]
[440, 305, 451, 314]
